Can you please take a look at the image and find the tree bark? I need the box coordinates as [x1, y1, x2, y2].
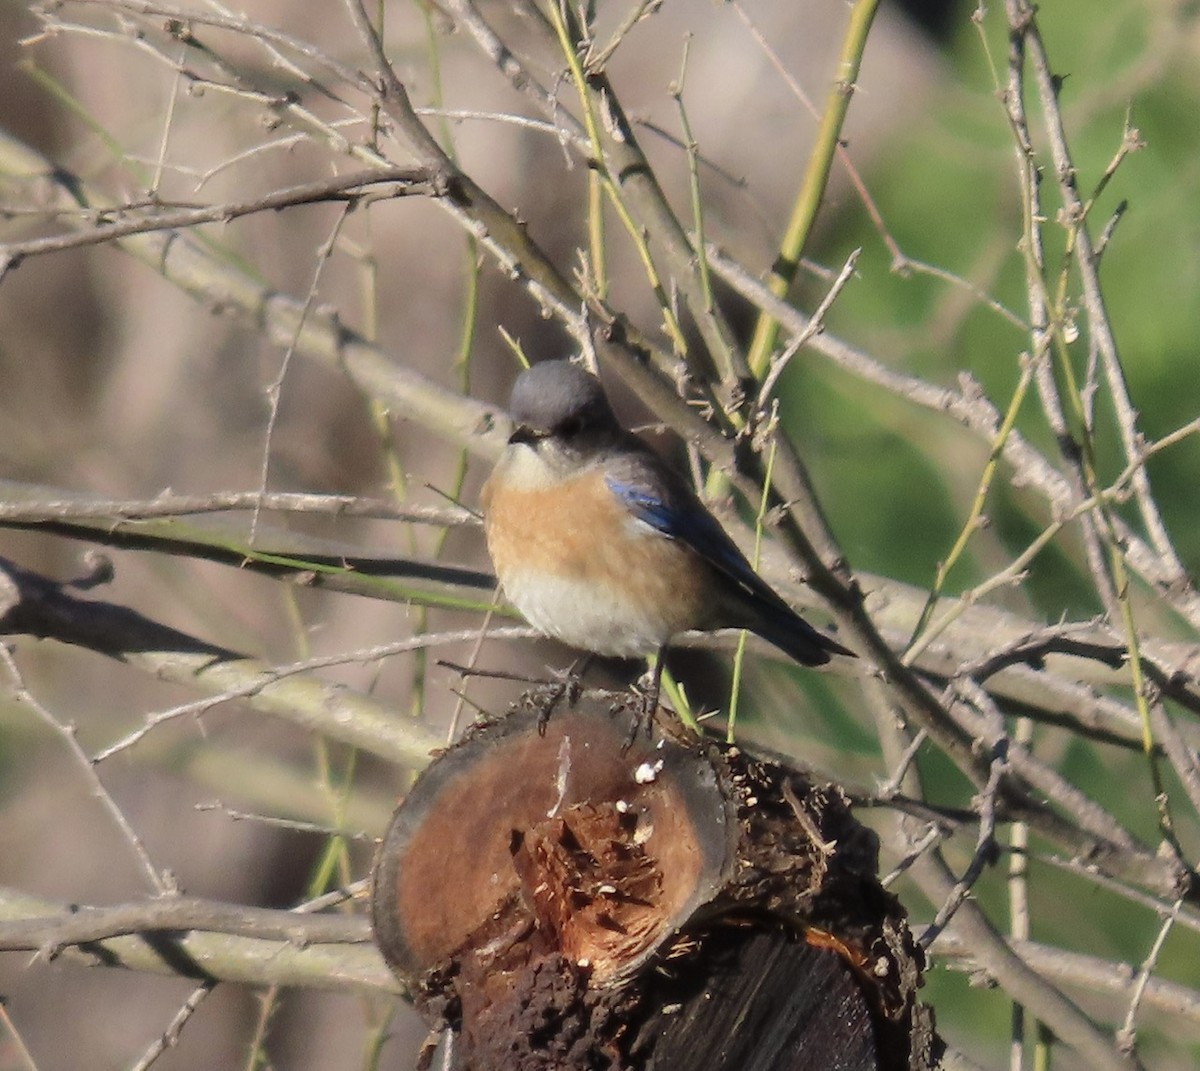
[372, 701, 938, 1071]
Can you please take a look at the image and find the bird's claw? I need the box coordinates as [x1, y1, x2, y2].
[530, 658, 591, 735]
[530, 680, 568, 735]
[614, 676, 659, 749]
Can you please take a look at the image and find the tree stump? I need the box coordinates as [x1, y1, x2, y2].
[371, 699, 938, 1071]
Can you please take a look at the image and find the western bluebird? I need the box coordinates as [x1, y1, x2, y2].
[481, 360, 852, 714]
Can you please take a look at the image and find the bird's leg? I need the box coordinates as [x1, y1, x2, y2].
[532, 654, 595, 734]
[627, 647, 665, 743]
[562, 653, 594, 708]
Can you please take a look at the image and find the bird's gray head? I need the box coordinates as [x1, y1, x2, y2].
[506, 361, 620, 457]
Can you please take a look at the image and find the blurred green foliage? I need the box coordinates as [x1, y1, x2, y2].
[772, 3, 1200, 1062]
[785, 0, 1200, 608]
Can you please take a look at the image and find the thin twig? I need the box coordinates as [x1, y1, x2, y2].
[0, 1000, 40, 1071]
[0, 485, 477, 526]
[880, 821, 944, 888]
[193, 801, 376, 842]
[756, 248, 860, 405]
[743, 0, 881, 377]
[129, 983, 216, 1071]
[1023, 12, 1185, 592]
[919, 737, 1007, 947]
[251, 201, 353, 542]
[1117, 898, 1182, 1053]
[912, 849, 1145, 1071]
[0, 167, 439, 271]
[0, 645, 168, 893]
[90, 628, 531, 763]
[1007, 715, 1033, 1071]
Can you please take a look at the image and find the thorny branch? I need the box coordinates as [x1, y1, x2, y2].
[0, 554, 448, 766]
[0, 887, 391, 994]
[0, 166, 442, 275]
[2, 1, 1198, 1068]
[0, 894, 372, 952]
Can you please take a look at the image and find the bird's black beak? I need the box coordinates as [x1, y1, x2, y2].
[508, 424, 543, 446]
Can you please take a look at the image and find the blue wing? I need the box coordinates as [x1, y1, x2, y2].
[604, 469, 780, 606]
[603, 451, 853, 665]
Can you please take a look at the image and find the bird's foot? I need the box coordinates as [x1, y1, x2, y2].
[529, 656, 592, 735]
[529, 677, 571, 735]
[620, 673, 660, 748]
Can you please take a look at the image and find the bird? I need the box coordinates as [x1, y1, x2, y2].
[480, 359, 853, 721]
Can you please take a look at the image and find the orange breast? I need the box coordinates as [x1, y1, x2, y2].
[481, 466, 709, 652]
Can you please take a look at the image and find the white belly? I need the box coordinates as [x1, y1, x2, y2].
[501, 568, 672, 658]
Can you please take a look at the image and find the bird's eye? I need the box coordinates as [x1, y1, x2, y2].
[556, 415, 584, 439]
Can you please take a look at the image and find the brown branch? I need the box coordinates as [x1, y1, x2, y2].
[1020, 7, 1189, 603]
[338, 0, 583, 327]
[0, 482, 476, 526]
[0, 495, 497, 612]
[0, 894, 371, 951]
[912, 674, 1191, 908]
[874, 677, 1145, 1071]
[0, 555, 443, 767]
[0, 645, 168, 893]
[705, 245, 1200, 628]
[0, 887, 394, 995]
[930, 930, 1200, 1026]
[0, 166, 440, 272]
[445, 0, 749, 384]
[0, 129, 508, 458]
[911, 851, 1144, 1071]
